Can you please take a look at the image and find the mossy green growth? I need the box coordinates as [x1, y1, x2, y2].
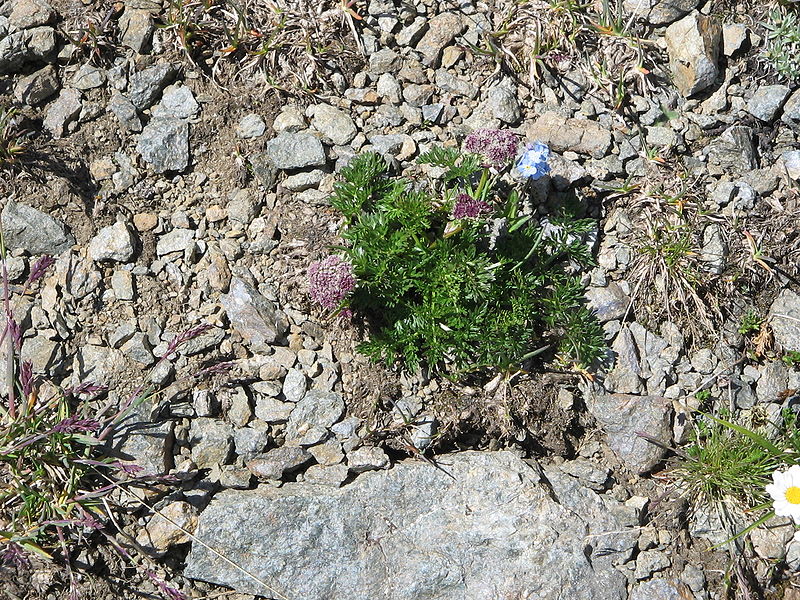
[327, 148, 605, 376]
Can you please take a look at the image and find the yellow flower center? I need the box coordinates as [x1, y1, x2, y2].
[786, 486, 800, 505]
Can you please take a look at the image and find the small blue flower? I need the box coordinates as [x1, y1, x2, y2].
[515, 142, 550, 180]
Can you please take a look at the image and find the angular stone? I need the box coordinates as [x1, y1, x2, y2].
[189, 418, 234, 469]
[664, 13, 721, 97]
[622, 0, 700, 25]
[119, 8, 154, 53]
[21, 334, 64, 374]
[770, 289, 800, 352]
[434, 69, 478, 99]
[254, 396, 293, 423]
[634, 549, 670, 580]
[114, 398, 174, 476]
[347, 446, 390, 472]
[304, 463, 349, 487]
[310, 104, 357, 146]
[784, 151, 800, 180]
[246, 446, 312, 480]
[122, 332, 155, 366]
[111, 270, 135, 300]
[782, 89, 800, 126]
[233, 427, 269, 459]
[704, 125, 756, 172]
[236, 113, 266, 139]
[127, 63, 176, 109]
[402, 83, 435, 107]
[156, 228, 194, 255]
[308, 441, 344, 466]
[220, 277, 289, 352]
[722, 23, 748, 56]
[486, 85, 521, 124]
[605, 327, 644, 395]
[586, 391, 673, 474]
[136, 117, 189, 173]
[43, 87, 82, 138]
[266, 132, 326, 169]
[135, 501, 198, 556]
[282, 368, 307, 403]
[109, 92, 142, 132]
[415, 12, 464, 67]
[184, 452, 628, 599]
[367, 48, 401, 74]
[285, 389, 345, 445]
[272, 106, 306, 133]
[2, 201, 74, 255]
[14, 64, 59, 105]
[0, 27, 57, 73]
[152, 84, 199, 120]
[9, 0, 55, 29]
[747, 85, 790, 122]
[585, 282, 630, 322]
[71, 64, 105, 90]
[88, 221, 136, 262]
[525, 111, 612, 158]
[376, 73, 402, 104]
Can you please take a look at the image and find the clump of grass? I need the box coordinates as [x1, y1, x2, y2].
[673, 409, 780, 509]
[0, 107, 26, 170]
[671, 405, 800, 547]
[311, 133, 605, 377]
[627, 193, 721, 342]
[157, 0, 362, 91]
[64, 8, 119, 65]
[0, 244, 219, 598]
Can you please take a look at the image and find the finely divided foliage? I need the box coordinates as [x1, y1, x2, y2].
[311, 130, 605, 376]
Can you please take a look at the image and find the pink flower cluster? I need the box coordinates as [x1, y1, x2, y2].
[308, 255, 356, 310]
[464, 129, 519, 166]
[452, 193, 491, 219]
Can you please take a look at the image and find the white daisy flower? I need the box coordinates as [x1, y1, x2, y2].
[766, 465, 800, 523]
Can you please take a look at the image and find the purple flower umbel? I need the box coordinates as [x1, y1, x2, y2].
[452, 194, 491, 219]
[464, 129, 519, 166]
[308, 256, 356, 310]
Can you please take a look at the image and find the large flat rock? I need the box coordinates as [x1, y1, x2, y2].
[184, 451, 631, 599]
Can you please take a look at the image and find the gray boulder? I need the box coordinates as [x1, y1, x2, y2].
[9, 0, 55, 29]
[623, 0, 701, 25]
[0, 26, 57, 73]
[43, 87, 82, 138]
[184, 452, 629, 599]
[770, 289, 800, 352]
[586, 390, 673, 473]
[2, 201, 74, 255]
[285, 389, 345, 445]
[14, 64, 59, 105]
[310, 104, 357, 146]
[747, 85, 791, 122]
[127, 63, 176, 109]
[266, 132, 326, 169]
[664, 13, 720, 97]
[136, 117, 189, 173]
[88, 221, 136, 262]
[220, 277, 289, 352]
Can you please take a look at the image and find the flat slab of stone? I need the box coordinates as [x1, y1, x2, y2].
[184, 451, 628, 599]
[770, 289, 800, 352]
[526, 111, 612, 159]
